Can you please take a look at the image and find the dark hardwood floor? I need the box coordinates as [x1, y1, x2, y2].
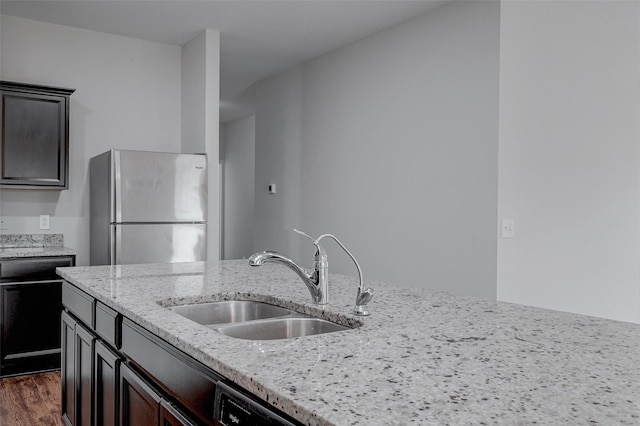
[0, 371, 63, 425]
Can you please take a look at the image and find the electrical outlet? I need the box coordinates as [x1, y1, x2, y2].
[39, 215, 50, 230]
[501, 219, 514, 238]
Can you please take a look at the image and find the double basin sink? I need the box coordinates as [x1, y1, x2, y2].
[169, 300, 352, 340]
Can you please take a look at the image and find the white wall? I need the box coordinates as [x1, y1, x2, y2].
[0, 15, 182, 265]
[498, 1, 640, 323]
[181, 29, 221, 261]
[254, 67, 305, 262]
[254, 1, 500, 298]
[221, 115, 255, 259]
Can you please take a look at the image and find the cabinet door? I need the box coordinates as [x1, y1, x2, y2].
[160, 400, 197, 426]
[76, 320, 96, 426]
[61, 311, 96, 426]
[0, 82, 73, 189]
[121, 318, 219, 424]
[61, 312, 76, 426]
[95, 340, 120, 426]
[120, 363, 160, 426]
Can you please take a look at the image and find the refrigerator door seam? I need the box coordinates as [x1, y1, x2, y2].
[113, 149, 122, 223]
[112, 222, 206, 225]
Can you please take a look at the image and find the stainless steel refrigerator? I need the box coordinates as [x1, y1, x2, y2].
[90, 149, 207, 265]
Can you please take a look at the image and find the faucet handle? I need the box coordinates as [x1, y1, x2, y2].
[356, 287, 374, 305]
[354, 287, 374, 316]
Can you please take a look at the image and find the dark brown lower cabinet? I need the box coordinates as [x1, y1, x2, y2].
[0, 280, 62, 375]
[161, 400, 198, 426]
[120, 318, 218, 425]
[119, 363, 197, 426]
[76, 324, 95, 426]
[62, 310, 200, 426]
[120, 363, 161, 426]
[61, 311, 95, 426]
[61, 311, 75, 426]
[95, 341, 120, 426]
[0, 255, 75, 377]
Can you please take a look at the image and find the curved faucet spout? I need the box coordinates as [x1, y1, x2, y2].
[249, 251, 327, 304]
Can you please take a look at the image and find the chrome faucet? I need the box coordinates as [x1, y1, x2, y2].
[248, 237, 328, 305]
[248, 229, 374, 315]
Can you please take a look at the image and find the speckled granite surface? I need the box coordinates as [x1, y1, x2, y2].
[0, 234, 76, 259]
[57, 261, 640, 425]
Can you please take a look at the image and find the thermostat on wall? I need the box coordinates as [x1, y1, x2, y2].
[268, 184, 276, 194]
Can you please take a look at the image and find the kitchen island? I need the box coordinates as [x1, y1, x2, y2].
[57, 260, 640, 425]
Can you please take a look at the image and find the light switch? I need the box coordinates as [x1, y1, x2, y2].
[501, 219, 514, 238]
[268, 184, 276, 194]
[40, 215, 50, 230]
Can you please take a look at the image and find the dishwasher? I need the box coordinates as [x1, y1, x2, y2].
[214, 381, 298, 425]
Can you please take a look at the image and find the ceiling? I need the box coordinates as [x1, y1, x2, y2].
[0, 0, 446, 122]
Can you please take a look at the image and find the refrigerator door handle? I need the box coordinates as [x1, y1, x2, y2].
[113, 149, 122, 223]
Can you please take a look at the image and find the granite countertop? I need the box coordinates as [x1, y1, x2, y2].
[56, 260, 640, 425]
[0, 234, 77, 259]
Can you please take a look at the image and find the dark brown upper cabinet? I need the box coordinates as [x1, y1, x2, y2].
[1, 81, 75, 189]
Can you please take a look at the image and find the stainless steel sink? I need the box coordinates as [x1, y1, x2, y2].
[216, 317, 350, 340]
[168, 300, 293, 326]
[168, 300, 353, 340]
